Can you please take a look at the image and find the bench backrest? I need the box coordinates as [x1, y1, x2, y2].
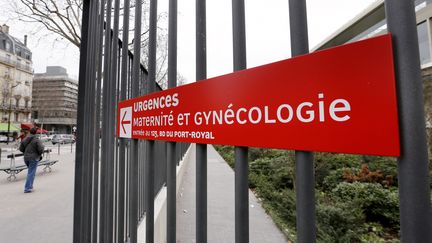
[7, 149, 52, 159]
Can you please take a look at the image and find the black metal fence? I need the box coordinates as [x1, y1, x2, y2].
[74, 0, 431, 243]
[73, 0, 189, 242]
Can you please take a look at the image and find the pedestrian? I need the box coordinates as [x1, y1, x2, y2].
[18, 130, 27, 142]
[12, 131, 17, 142]
[19, 127, 45, 193]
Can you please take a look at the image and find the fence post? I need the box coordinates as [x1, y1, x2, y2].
[196, 0, 208, 242]
[146, 0, 159, 242]
[167, 0, 178, 241]
[232, 1, 249, 243]
[118, 0, 130, 241]
[384, 1, 432, 242]
[289, 0, 317, 242]
[288, 1, 316, 242]
[72, 0, 93, 242]
[130, 0, 143, 241]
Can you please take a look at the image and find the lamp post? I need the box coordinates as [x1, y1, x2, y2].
[6, 83, 19, 145]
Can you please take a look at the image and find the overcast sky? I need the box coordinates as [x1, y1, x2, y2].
[0, 0, 377, 82]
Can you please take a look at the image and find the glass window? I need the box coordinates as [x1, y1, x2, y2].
[417, 21, 431, 65]
[415, 0, 427, 11]
[16, 46, 21, 56]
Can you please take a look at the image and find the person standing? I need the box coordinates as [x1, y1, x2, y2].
[19, 127, 45, 193]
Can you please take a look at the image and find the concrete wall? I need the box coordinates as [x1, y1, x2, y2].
[138, 145, 193, 243]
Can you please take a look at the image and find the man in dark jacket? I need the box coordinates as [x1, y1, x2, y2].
[19, 127, 45, 193]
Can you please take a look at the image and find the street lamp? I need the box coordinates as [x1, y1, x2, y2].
[6, 83, 19, 144]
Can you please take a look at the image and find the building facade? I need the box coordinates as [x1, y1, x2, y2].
[32, 66, 78, 134]
[0, 24, 33, 127]
[314, 0, 432, 152]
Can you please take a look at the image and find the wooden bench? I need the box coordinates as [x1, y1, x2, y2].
[0, 149, 58, 181]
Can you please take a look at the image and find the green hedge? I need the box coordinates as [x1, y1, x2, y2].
[214, 145, 401, 242]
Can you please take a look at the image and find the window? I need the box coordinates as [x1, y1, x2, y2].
[14, 112, 18, 122]
[16, 46, 22, 57]
[5, 41, 10, 52]
[415, 0, 429, 11]
[417, 21, 431, 65]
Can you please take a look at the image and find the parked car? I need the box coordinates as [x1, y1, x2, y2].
[0, 135, 8, 143]
[36, 134, 51, 142]
[52, 134, 75, 144]
[48, 134, 55, 141]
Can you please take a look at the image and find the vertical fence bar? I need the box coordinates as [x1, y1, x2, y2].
[196, 0, 207, 242]
[73, 0, 91, 241]
[130, 0, 142, 241]
[146, 0, 158, 242]
[127, 56, 133, 242]
[100, 0, 113, 240]
[118, 0, 130, 242]
[92, 0, 106, 241]
[288, 1, 316, 243]
[142, 72, 147, 221]
[81, 0, 98, 240]
[141, 139, 145, 219]
[384, 1, 432, 242]
[167, 0, 178, 241]
[232, 0, 248, 243]
[106, 0, 121, 241]
[234, 147, 248, 243]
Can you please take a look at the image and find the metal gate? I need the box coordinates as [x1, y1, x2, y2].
[74, 0, 431, 243]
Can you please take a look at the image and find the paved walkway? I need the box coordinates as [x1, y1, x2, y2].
[0, 144, 75, 243]
[0, 143, 287, 243]
[177, 144, 287, 243]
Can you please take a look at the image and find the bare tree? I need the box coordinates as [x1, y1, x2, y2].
[10, 0, 174, 87]
[11, 0, 82, 47]
[1, 74, 12, 107]
[177, 73, 188, 86]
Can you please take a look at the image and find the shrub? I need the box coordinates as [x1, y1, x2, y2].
[316, 201, 364, 242]
[344, 164, 395, 187]
[332, 182, 400, 229]
[322, 168, 351, 192]
[315, 153, 364, 189]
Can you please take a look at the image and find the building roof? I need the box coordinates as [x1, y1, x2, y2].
[34, 66, 78, 84]
[0, 24, 32, 61]
[312, 0, 430, 51]
[312, 0, 385, 51]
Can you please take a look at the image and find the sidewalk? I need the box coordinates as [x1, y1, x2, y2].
[0, 143, 287, 243]
[0, 144, 75, 243]
[177, 144, 287, 243]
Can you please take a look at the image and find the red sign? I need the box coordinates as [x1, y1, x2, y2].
[118, 34, 400, 156]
